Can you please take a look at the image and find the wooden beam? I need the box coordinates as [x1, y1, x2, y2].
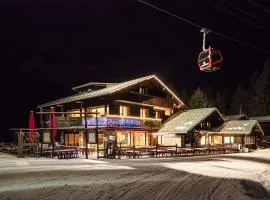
[36, 111, 99, 115]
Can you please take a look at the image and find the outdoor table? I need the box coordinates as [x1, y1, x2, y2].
[57, 149, 79, 159]
[194, 148, 208, 154]
[183, 148, 194, 155]
[150, 149, 166, 157]
[125, 150, 140, 158]
[167, 148, 177, 156]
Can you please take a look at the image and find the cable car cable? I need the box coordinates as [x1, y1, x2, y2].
[247, 0, 270, 15]
[209, 2, 264, 30]
[220, 0, 270, 27]
[137, 0, 270, 54]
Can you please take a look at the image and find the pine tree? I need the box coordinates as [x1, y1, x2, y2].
[179, 88, 189, 106]
[188, 87, 208, 109]
[206, 86, 215, 107]
[249, 60, 270, 116]
[230, 84, 247, 115]
[216, 91, 228, 114]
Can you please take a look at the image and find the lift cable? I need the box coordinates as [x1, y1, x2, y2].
[220, 0, 270, 27]
[247, 0, 270, 15]
[210, 2, 264, 30]
[137, 0, 270, 54]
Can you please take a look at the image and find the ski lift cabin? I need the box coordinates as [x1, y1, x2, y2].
[198, 47, 222, 72]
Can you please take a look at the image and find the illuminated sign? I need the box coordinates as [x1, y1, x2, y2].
[82, 117, 141, 127]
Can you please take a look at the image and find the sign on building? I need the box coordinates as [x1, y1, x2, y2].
[43, 131, 51, 143]
[88, 132, 96, 144]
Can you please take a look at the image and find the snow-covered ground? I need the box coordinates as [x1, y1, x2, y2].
[0, 150, 270, 200]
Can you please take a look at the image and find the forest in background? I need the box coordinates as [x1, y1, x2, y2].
[177, 60, 270, 117]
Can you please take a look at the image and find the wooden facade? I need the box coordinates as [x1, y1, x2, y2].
[36, 75, 186, 151]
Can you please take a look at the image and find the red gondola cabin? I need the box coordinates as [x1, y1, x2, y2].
[198, 47, 222, 72]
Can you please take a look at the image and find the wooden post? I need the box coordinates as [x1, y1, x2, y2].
[17, 129, 23, 157]
[51, 129, 55, 157]
[155, 144, 158, 157]
[40, 107, 43, 155]
[84, 107, 88, 159]
[96, 112, 99, 159]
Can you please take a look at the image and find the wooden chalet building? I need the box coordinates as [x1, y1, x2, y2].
[157, 108, 264, 149]
[37, 75, 187, 150]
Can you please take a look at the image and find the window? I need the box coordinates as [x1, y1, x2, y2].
[201, 136, 206, 145]
[140, 108, 149, 118]
[139, 87, 145, 94]
[117, 132, 130, 146]
[68, 109, 81, 117]
[165, 108, 172, 116]
[89, 107, 105, 116]
[120, 105, 130, 116]
[134, 132, 146, 146]
[155, 111, 161, 119]
[224, 136, 234, 144]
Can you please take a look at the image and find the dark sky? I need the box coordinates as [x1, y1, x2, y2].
[1, 0, 270, 141]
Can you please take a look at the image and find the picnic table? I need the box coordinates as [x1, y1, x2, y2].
[57, 149, 79, 159]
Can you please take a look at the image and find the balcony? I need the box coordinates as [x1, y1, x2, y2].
[50, 115, 161, 129]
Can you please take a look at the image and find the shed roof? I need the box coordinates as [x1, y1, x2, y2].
[158, 107, 223, 134]
[223, 114, 249, 121]
[219, 120, 264, 135]
[250, 116, 270, 123]
[37, 75, 185, 108]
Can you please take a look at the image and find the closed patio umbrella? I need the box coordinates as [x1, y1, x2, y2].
[28, 111, 35, 143]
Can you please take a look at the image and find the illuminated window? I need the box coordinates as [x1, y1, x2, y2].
[89, 107, 105, 116]
[165, 108, 172, 116]
[155, 111, 161, 119]
[224, 136, 234, 144]
[120, 105, 130, 116]
[201, 136, 206, 145]
[213, 135, 222, 144]
[140, 108, 149, 118]
[117, 132, 130, 146]
[224, 136, 230, 144]
[207, 122, 211, 129]
[134, 132, 145, 146]
[68, 109, 81, 117]
[139, 87, 145, 94]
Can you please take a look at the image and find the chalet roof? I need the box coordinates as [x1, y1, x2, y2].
[250, 116, 270, 123]
[37, 75, 185, 108]
[158, 107, 223, 134]
[72, 82, 118, 92]
[223, 114, 249, 121]
[219, 120, 264, 135]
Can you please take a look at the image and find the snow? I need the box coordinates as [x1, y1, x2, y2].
[0, 150, 270, 200]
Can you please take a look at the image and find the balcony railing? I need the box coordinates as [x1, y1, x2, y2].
[42, 116, 161, 129]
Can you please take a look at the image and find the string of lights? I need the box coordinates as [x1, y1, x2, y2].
[137, 0, 270, 54]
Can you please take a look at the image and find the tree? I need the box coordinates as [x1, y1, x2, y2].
[179, 88, 189, 106]
[188, 87, 208, 109]
[216, 91, 228, 114]
[206, 86, 215, 107]
[229, 84, 248, 115]
[249, 60, 270, 116]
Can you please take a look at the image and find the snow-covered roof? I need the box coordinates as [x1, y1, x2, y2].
[223, 114, 249, 121]
[219, 120, 264, 135]
[158, 107, 223, 134]
[250, 116, 270, 122]
[37, 75, 185, 108]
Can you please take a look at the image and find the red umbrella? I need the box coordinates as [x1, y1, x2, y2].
[28, 111, 35, 143]
[49, 107, 57, 144]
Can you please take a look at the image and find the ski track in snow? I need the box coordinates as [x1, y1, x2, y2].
[0, 150, 270, 200]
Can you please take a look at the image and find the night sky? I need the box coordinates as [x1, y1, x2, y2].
[1, 0, 270, 141]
